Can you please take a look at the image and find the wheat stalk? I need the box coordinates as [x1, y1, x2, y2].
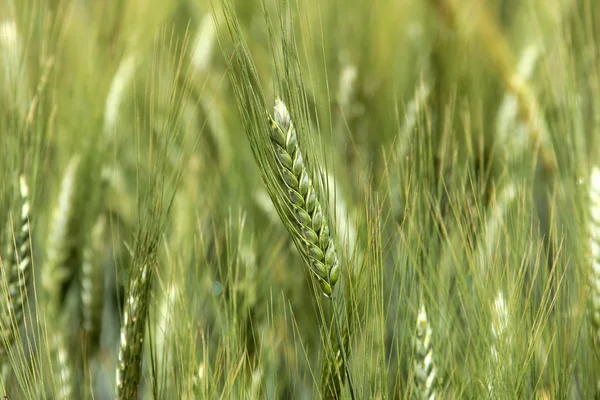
[268, 98, 340, 297]
[321, 321, 349, 399]
[414, 303, 438, 400]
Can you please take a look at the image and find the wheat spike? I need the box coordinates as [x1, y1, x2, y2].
[116, 259, 154, 400]
[81, 214, 107, 351]
[43, 155, 82, 304]
[414, 303, 437, 400]
[589, 167, 600, 337]
[268, 98, 340, 297]
[0, 175, 32, 352]
[487, 290, 513, 394]
[104, 55, 137, 136]
[52, 331, 74, 400]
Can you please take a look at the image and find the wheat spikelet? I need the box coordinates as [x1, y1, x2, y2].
[414, 303, 437, 400]
[116, 259, 154, 400]
[589, 167, 600, 338]
[268, 98, 340, 297]
[0, 175, 32, 352]
[80, 214, 107, 351]
[43, 155, 82, 304]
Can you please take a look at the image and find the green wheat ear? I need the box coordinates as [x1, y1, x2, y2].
[589, 166, 600, 340]
[116, 231, 160, 399]
[80, 213, 107, 352]
[43, 155, 82, 304]
[268, 98, 340, 297]
[414, 303, 438, 400]
[1, 175, 32, 352]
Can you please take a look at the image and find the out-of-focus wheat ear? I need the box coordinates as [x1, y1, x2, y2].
[116, 260, 154, 400]
[104, 55, 137, 137]
[431, 0, 556, 173]
[0, 20, 30, 116]
[588, 167, 600, 342]
[80, 214, 107, 353]
[51, 331, 74, 400]
[0, 175, 32, 393]
[488, 290, 512, 394]
[414, 303, 438, 400]
[268, 98, 340, 298]
[0, 175, 32, 352]
[496, 45, 540, 161]
[42, 155, 81, 304]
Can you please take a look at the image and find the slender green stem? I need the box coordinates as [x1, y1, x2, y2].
[331, 295, 355, 400]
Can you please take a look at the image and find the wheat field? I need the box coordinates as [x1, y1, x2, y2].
[1, 0, 600, 398]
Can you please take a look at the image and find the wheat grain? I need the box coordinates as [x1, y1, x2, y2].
[268, 98, 340, 297]
[414, 303, 437, 400]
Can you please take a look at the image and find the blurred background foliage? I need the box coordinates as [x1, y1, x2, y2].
[1, 0, 600, 398]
